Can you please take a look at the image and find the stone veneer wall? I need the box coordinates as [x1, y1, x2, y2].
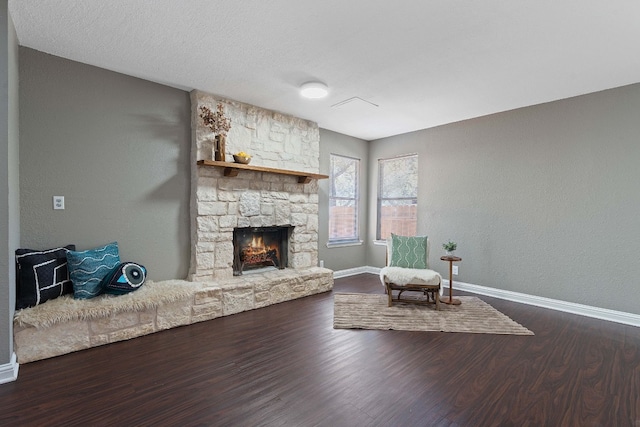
[13, 91, 334, 364]
[192, 90, 320, 171]
[189, 90, 322, 281]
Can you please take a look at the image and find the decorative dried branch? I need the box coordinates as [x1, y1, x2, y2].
[199, 103, 231, 137]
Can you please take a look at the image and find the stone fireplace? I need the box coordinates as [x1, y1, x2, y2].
[12, 91, 334, 366]
[188, 90, 326, 283]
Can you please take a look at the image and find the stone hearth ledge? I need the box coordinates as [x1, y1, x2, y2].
[13, 267, 333, 363]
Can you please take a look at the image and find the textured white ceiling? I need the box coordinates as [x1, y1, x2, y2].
[9, 0, 640, 140]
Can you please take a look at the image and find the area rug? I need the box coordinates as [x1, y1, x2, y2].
[333, 293, 534, 335]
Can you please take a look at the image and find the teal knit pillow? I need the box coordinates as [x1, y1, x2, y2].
[389, 234, 428, 269]
[67, 242, 120, 299]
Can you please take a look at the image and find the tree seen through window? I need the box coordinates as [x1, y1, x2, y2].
[377, 154, 418, 240]
[329, 154, 359, 243]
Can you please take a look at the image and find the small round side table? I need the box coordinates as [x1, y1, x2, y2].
[440, 255, 462, 305]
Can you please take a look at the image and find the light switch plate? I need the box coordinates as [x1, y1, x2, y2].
[452, 265, 458, 275]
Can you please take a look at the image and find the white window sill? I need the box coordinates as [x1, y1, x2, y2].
[326, 240, 363, 248]
[373, 240, 388, 246]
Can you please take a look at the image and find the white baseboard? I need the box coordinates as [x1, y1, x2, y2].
[448, 279, 640, 327]
[347, 267, 640, 328]
[333, 266, 379, 278]
[0, 353, 19, 384]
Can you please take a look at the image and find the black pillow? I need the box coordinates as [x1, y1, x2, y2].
[101, 262, 147, 295]
[15, 245, 76, 309]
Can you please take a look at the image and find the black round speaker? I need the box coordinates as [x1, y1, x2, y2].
[122, 262, 146, 287]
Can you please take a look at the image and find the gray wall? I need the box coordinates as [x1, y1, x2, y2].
[318, 129, 368, 271]
[367, 83, 640, 315]
[0, 2, 19, 364]
[19, 48, 191, 280]
[9, 38, 640, 347]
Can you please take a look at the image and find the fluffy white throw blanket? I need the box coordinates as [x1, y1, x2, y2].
[380, 266, 441, 287]
[14, 280, 203, 328]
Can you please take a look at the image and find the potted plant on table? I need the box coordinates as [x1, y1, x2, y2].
[442, 240, 457, 256]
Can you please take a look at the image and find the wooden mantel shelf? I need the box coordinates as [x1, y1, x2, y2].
[197, 160, 328, 184]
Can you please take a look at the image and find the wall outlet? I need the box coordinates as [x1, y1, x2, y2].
[53, 196, 65, 210]
[452, 265, 459, 275]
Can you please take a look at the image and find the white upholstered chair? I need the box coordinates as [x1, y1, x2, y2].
[379, 234, 442, 309]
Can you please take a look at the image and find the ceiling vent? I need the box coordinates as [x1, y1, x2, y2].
[331, 97, 379, 109]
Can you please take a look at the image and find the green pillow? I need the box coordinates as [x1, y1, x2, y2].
[389, 234, 428, 269]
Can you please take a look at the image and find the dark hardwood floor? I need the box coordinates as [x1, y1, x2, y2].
[1, 274, 639, 426]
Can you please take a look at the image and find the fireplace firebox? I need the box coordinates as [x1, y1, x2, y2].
[232, 226, 293, 276]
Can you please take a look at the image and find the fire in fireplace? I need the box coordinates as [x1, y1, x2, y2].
[233, 226, 293, 276]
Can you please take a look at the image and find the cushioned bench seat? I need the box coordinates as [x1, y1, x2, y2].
[379, 234, 442, 309]
[13, 267, 333, 363]
[380, 266, 442, 308]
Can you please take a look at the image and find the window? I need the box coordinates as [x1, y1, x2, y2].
[377, 154, 418, 240]
[328, 154, 360, 245]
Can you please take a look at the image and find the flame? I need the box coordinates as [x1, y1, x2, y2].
[244, 235, 278, 257]
[251, 236, 263, 250]
[237, 231, 282, 271]
[246, 236, 268, 255]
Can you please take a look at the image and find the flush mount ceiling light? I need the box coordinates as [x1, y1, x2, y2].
[300, 81, 329, 99]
